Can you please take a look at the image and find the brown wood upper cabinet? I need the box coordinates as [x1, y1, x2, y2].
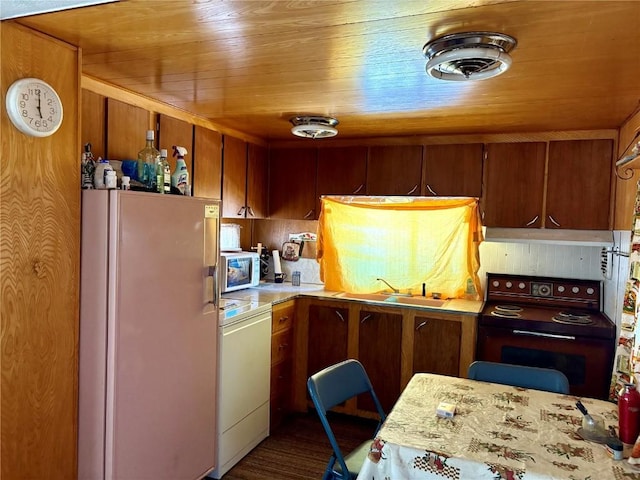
[193, 126, 222, 200]
[483, 142, 547, 228]
[316, 146, 367, 217]
[367, 145, 423, 196]
[106, 98, 152, 160]
[158, 114, 194, 173]
[269, 147, 317, 219]
[423, 144, 483, 197]
[483, 140, 613, 230]
[546, 139, 613, 230]
[222, 136, 267, 218]
[81, 90, 106, 160]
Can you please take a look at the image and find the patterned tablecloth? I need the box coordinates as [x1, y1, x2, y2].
[357, 373, 640, 480]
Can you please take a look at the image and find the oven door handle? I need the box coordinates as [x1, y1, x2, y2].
[512, 329, 576, 340]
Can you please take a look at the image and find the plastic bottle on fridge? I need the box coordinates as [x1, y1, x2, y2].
[93, 159, 113, 189]
[171, 145, 190, 195]
[137, 130, 160, 190]
[619, 383, 640, 444]
[156, 149, 171, 194]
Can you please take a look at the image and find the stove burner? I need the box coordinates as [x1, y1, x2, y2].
[495, 305, 523, 313]
[552, 314, 594, 325]
[491, 310, 521, 318]
[558, 310, 590, 319]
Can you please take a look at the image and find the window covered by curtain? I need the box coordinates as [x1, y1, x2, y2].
[317, 196, 483, 300]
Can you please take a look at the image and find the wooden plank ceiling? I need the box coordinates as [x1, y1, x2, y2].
[13, 0, 640, 140]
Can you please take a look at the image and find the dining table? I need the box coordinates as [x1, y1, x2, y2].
[357, 373, 640, 480]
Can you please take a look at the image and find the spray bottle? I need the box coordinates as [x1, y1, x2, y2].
[171, 145, 190, 195]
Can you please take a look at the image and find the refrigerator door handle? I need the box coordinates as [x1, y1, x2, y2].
[208, 265, 218, 306]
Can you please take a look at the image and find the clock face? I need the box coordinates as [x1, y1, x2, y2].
[5, 78, 63, 137]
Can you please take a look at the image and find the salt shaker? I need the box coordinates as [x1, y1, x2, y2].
[292, 271, 301, 286]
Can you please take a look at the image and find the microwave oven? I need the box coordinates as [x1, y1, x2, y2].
[219, 251, 260, 293]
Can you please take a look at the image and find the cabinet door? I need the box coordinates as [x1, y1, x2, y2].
[483, 142, 546, 227]
[424, 144, 483, 197]
[192, 126, 222, 200]
[307, 304, 349, 380]
[246, 143, 268, 219]
[546, 139, 613, 230]
[316, 146, 367, 216]
[358, 310, 402, 413]
[413, 316, 461, 377]
[222, 135, 248, 218]
[106, 99, 151, 160]
[157, 114, 194, 173]
[81, 90, 106, 160]
[367, 145, 422, 195]
[269, 148, 317, 219]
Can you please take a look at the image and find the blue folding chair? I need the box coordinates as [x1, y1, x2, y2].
[307, 359, 386, 480]
[468, 360, 570, 394]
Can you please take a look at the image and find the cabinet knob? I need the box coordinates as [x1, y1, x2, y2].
[335, 310, 345, 322]
[279, 316, 289, 323]
[360, 314, 372, 324]
[407, 184, 419, 195]
[304, 209, 314, 219]
[426, 184, 437, 196]
[236, 206, 246, 216]
[247, 206, 255, 217]
[353, 184, 364, 194]
[278, 343, 288, 350]
[416, 321, 428, 331]
[525, 215, 539, 227]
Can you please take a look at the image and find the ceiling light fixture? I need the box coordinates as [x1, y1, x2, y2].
[423, 31, 517, 81]
[289, 116, 339, 139]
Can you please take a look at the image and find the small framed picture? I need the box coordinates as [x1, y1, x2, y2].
[281, 241, 302, 261]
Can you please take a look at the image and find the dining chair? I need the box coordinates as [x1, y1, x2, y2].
[307, 359, 386, 480]
[467, 360, 570, 394]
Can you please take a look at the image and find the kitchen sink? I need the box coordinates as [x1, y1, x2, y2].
[387, 296, 448, 308]
[336, 292, 393, 302]
[335, 292, 448, 308]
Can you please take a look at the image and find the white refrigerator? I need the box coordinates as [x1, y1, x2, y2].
[79, 190, 220, 480]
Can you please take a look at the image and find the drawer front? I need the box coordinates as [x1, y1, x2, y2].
[271, 327, 293, 365]
[270, 359, 292, 399]
[272, 303, 295, 334]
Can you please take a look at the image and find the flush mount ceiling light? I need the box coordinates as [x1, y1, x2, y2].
[289, 116, 339, 139]
[423, 31, 517, 81]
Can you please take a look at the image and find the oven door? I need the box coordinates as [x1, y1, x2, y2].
[476, 325, 614, 399]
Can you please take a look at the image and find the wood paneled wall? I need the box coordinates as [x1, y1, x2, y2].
[1, 22, 80, 479]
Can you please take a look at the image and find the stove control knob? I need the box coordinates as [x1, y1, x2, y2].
[572, 287, 580, 294]
[505, 281, 513, 288]
[558, 286, 565, 293]
[519, 282, 526, 290]
[587, 287, 595, 295]
[492, 281, 499, 288]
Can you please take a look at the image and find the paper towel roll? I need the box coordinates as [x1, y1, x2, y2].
[272, 249, 282, 274]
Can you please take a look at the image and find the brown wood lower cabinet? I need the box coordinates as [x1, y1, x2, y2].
[413, 315, 462, 377]
[292, 298, 477, 419]
[307, 303, 349, 378]
[358, 309, 402, 413]
[270, 301, 295, 430]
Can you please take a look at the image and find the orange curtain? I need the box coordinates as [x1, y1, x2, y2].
[317, 196, 483, 300]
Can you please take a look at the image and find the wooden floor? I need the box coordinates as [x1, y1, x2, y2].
[217, 411, 378, 480]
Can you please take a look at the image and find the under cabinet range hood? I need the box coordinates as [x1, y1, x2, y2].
[483, 228, 614, 247]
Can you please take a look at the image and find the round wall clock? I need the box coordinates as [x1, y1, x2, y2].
[5, 77, 63, 137]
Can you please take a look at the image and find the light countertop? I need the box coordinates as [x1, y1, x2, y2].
[222, 282, 483, 315]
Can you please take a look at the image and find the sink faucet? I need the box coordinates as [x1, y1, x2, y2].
[376, 278, 399, 294]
